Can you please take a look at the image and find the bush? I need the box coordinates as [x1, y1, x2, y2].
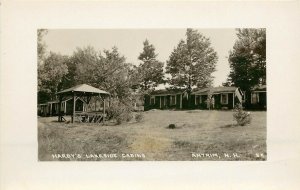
[233, 104, 251, 126]
[135, 113, 144, 122]
[106, 99, 133, 125]
[168, 124, 176, 129]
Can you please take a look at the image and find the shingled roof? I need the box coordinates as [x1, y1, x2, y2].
[57, 84, 110, 95]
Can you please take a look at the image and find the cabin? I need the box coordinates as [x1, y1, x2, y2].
[37, 98, 84, 117]
[144, 89, 186, 111]
[192, 86, 243, 110]
[144, 85, 267, 111]
[144, 86, 245, 110]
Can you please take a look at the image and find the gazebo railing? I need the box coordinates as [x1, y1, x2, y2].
[74, 111, 107, 123]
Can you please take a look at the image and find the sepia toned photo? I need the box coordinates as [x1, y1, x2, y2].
[37, 29, 266, 161]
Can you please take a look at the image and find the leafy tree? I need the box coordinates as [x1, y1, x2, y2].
[134, 39, 164, 93]
[69, 46, 101, 88]
[70, 46, 134, 101]
[226, 28, 266, 91]
[166, 28, 218, 107]
[38, 52, 69, 103]
[101, 47, 133, 100]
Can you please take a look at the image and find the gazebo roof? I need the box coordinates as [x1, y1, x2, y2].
[56, 84, 110, 95]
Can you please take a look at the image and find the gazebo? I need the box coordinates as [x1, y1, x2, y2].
[56, 84, 110, 123]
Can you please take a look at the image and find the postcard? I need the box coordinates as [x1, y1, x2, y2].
[1, 1, 300, 190]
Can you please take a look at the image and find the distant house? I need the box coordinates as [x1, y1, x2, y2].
[38, 98, 84, 117]
[144, 86, 266, 110]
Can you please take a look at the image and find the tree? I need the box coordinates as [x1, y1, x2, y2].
[38, 52, 69, 103]
[226, 28, 266, 91]
[166, 28, 218, 107]
[134, 39, 164, 93]
[70, 46, 134, 101]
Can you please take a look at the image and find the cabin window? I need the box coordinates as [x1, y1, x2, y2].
[251, 92, 259, 104]
[170, 95, 176, 105]
[221, 94, 228, 104]
[150, 96, 155, 105]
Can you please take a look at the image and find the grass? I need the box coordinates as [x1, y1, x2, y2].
[38, 110, 266, 161]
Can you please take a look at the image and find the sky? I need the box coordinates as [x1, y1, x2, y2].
[44, 29, 238, 87]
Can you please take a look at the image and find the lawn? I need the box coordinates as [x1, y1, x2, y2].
[38, 110, 266, 161]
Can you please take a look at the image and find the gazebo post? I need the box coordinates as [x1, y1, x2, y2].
[103, 95, 106, 123]
[58, 95, 62, 122]
[72, 92, 76, 123]
[109, 95, 111, 107]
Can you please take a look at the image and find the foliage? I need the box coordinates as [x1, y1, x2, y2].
[38, 52, 69, 102]
[168, 124, 176, 129]
[135, 112, 144, 122]
[226, 28, 266, 91]
[233, 104, 252, 126]
[68, 46, 134, 100]
[132, 40, 164, 93]
[106, 99, 133, 125]
[37, 44, 137, 105]
[166, 28, 218, 90]
[138, 39, 157, 61]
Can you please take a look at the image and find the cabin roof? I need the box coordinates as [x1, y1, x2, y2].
[150, 88, 186, 96]
[192, 86, 238, 95]
[56, 84, 110, 95]
[150, 86, 239, 96]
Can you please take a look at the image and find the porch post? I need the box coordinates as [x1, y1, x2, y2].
[64, 101, 67, 113]
[233, 92, 235, 109]
[180, 94, 182, 109]
[103, 98, 105, 113]
[160, 96, 162, 109]
[109, 95, 111, 107]
[103, 95, 106, 123]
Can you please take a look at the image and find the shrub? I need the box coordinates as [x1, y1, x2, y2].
[106, 99, 133, 125]
[168, 124, 176, 129]
[233, 104, 251, 126]
[135, 112, 144, 122]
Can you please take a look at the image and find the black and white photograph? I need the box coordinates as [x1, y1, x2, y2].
[37, 28, 267, 161]
[2, 1, 300, 189]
